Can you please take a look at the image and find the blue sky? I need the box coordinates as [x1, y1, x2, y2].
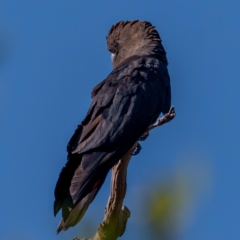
[1, 1, 240, 239]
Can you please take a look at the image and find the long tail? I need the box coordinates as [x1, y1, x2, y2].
[54, 152, 109, 233]
[54, 154, 81, 217]
[56, 174, 107, 233]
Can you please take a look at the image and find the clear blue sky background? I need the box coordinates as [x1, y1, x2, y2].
[1, 1, 240, 240]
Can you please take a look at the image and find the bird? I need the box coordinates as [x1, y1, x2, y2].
[54, 20, 171, 233]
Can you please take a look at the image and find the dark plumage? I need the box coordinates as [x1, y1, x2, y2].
[54, 20, 171, 233]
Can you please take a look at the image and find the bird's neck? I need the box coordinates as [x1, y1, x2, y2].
[113, 44, 167, 68]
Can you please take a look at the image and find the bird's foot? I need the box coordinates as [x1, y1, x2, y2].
[131, 143, 142, 155]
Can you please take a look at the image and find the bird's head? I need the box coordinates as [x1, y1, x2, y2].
[106, 20, 168, 68]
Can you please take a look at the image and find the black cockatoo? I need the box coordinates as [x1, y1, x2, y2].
[54, 20, 171, 233]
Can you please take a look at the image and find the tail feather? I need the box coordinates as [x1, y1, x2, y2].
[56, 173, 107, 234]
[54, 154, 81, 216]
[57, 189, 95, 233]
[54, 151, 118, 233]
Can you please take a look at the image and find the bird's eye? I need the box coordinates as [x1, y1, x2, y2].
[114, 42, 119, 48]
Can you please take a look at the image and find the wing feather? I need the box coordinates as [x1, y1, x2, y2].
[69, 55, 170, 155]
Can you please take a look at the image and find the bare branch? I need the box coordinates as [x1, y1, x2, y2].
[91, 143, 136, 240]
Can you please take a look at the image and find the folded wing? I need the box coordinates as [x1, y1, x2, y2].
[54, 55, 171, 232]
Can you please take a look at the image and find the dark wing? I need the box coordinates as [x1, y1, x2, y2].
[54, 55, 171, 231]
[68, 55, 171, 157]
